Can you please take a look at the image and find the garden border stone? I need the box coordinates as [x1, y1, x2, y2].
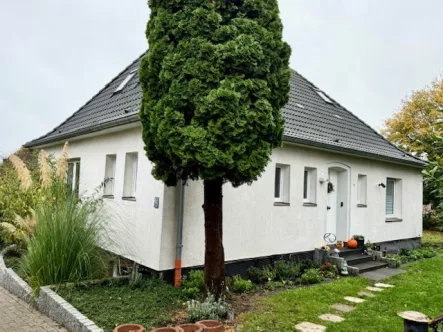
[0, 253, 104, 332]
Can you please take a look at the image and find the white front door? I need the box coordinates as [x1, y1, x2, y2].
[326, 167, 349, 242]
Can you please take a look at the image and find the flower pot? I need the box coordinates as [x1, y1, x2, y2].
[152, 328, 184, 332]
[196, 320, 224, 332]
[114, 324, 145, 332]
[356, 239, 364, 248]
[178, 324, 203, 332]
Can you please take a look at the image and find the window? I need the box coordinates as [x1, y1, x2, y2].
[386, 178, 395, 215]
[114, 69, 136, 93]
[103, 155, 117, 197]
[303, 167, 317, 205]
[274, 164, 290, 204]
[314, 88, 334, 104]
[357, 174, 367, 206]
[123, 152, 138, 199]
[386, 178, 402, 219]
[67, 159, 80, 196]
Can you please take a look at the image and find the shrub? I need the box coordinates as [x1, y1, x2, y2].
[231, 275, 255, 293]
[319, 262, 338, 279]
[274, 260, 302, 281]
[301, 269, 323, 285]
[246, 266, 272, 284]
[182, 270, 205, 299]
[21, 182, 108, 291]
[264, 281, 286, 291]
[298, 259, 319, 274]
[186, 294, 231, 322]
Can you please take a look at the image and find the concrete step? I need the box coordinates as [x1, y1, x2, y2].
[350, 261, 388, 273]
[344, 254, 373, 265]
[330, 245, 363, 257]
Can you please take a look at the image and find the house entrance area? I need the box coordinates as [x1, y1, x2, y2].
[326, 164, 350, 242]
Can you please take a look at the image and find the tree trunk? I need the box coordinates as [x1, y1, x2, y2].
[203, 178, 225, 298]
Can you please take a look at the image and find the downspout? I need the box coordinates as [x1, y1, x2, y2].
[174, 180, 185, 287]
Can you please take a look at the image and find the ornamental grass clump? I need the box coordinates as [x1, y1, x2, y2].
[21, 181, 108, 290]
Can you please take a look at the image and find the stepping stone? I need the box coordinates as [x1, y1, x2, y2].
[358, 291, 376, 298]
[319, 313, 345, 322]
[295, 321, 326, 332]
[331, 303, 356, 312]
[374, 283, 395, 288]
[344, 296, 366, 303]
[366, 286, 384, 292]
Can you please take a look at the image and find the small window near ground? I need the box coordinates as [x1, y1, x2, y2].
[67, 158, 81, 196]
[357, 174, 367, 206]
[123, 152, 138, 199]
[274, 164, 290, 204]
[303, 167, 317, 204]
[103, 155, 117, 197]
[386, 178, 402, 218]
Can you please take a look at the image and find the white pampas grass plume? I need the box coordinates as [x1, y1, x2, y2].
[8, 154, 32, 190]
[56, 142, 69, 180]
[39, 150, 52, 188]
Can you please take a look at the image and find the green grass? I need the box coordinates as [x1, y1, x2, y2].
[240, 256, 443, 332]
[56, 278, 185, 332]
[422, 230, 443, 247]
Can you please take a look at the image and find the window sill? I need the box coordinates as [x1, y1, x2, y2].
[357, 204, 367, 208]
[274, 202, 290, 206]
[303, 202, 317, 207]
[386, 217, 402, 222]
[102, 195, 114, 199]
[122, 197, 136, 202]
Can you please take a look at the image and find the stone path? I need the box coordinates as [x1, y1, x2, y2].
[361, 268, 405, 281]
[0, 286, 66, 332]
[295, 283, 396, 331]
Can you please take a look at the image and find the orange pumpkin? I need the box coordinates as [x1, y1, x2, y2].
[347, 238, 358, 249]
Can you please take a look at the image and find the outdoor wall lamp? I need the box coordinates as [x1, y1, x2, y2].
[378, 183, 386, 188]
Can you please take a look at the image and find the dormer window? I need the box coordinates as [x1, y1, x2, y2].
[314, 88, 334, 104]
[114, 69, 136, 93]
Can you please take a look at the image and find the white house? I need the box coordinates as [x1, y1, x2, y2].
[25, 53, 425, 279]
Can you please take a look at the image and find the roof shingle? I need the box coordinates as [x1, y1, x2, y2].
[25, 53, 425, 167]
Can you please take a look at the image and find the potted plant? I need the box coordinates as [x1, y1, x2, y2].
[365, 240, 373, 255]
[177, 324, 203, 332]
[196, 320, 224, 332]
[114, 324, 145, 332]
[352, 235, 365, 249]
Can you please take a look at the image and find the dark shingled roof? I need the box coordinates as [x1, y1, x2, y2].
[25, 53, 425, 167]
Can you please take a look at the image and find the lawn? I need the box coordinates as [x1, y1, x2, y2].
[239, 234, 443, 332]
[56, 278, 185, 332]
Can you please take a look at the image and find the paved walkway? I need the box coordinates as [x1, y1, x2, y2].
[0, 286, 66, 332]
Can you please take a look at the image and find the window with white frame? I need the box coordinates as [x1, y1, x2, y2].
[103, 155, 117, 197]
[274, 164, 290, 204]
[123, 152, 138, 199]
[386, 178, 402, 218]
[303, 167, 317, 204]
[357, 174, 367, 206]
[67, 159, 81, 196]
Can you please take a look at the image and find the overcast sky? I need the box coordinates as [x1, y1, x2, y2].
[1, 0, 442, 156]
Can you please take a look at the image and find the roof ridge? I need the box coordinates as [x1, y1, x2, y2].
[293, 71, 425, 164]
[25, 51, 147, 145]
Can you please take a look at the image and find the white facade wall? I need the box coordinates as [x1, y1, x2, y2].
[43, 126, 166, 271]
[160, 143, 423, 270]
[41, 129, 423, 272]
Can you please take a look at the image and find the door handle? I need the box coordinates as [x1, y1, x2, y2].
[327, 206, 331, 210]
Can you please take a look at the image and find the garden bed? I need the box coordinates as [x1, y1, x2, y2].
[56, 277, 185, 332]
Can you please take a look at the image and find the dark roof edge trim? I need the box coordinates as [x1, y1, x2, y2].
[283, 135, 427, 169]
[24, 114, 140, 148]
